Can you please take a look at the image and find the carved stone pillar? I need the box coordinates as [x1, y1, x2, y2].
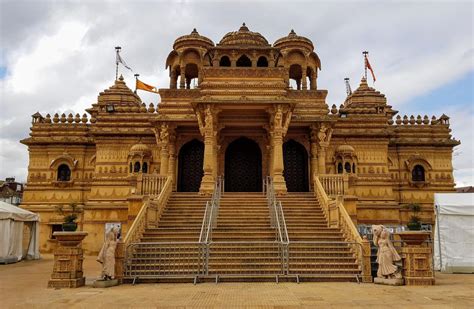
[268, 105, 288, 194]
[170, 71, 177, 89]
[199, 106, 216, 195]
[159, 124, 170, 176]
[179, 65, 185, 89]
[301, 67, 307, 90]
[167, 132, 177, 187]
[310, 131, 319, 183]
[318, 146, 327, 174]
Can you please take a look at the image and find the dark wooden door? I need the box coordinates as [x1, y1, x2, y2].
[177, 139, 204, 192]
[283, 140, 309, 192]
[225, 137, 262, 192]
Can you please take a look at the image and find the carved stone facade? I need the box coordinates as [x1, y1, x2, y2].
[20, 24, 459, 253]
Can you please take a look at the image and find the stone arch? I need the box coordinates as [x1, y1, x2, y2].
[257, 56, 268, 67]
[236, 54, 252, 67]
[219, 55, 231, 67]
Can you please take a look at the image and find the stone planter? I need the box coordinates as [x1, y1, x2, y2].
[62, 222, 78, 232]
[397, 231, 431, 246]
[48, 232, 88, 289]
[395, 231, 434, 285]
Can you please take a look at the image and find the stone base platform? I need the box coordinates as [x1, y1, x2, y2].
[48, 277, 85, 288]
[93, 279, 119, 288]
[374, 277, 404, 286]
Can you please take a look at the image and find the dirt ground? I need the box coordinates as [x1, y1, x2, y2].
[1, 254, 473, 308]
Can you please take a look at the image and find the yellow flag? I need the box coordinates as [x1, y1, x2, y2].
[136, 79, 158, 93]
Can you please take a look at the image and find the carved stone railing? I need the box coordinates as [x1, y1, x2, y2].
[314, 177, 372, 282]
[136, 173, 168, 196]
[124, 176, 173, 247]
[318, 174, 347, 196]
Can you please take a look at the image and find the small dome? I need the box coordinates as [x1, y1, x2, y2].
[173, 28, 214, 50]
[218, 23, 269, 47]
[274, 29, 314, 51]
[336, 144, 355, 154]
[130, 143, 151, 154]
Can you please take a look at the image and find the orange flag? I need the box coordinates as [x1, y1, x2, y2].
[136, 78, 158, 93]
[365, 56, 376, 82]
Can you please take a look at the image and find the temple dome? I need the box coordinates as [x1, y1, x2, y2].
[129, 143, 151, 155]
[173, 28, 214, 50]
[274, 29, 314, 51]
[336, 144, 355, 154]
[218, 23, 269, 47]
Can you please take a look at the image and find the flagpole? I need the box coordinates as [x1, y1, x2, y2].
[115, 46, 121, 80]
[134, 73, 139, 94]
[362, 51, 368, 80]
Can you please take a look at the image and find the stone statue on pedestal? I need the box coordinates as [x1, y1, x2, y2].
[97, 227, 119, 280]
[372, 225, 402, 280]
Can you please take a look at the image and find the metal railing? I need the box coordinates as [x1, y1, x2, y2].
[264, 176, 289, 274]
[199, 176, 223, 244]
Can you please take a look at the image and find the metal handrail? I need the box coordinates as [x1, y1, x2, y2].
[199, 176, 223, 244]
[265, 176, 289, 244]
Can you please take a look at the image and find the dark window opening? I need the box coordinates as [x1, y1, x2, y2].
[219, 56, 231, 67]
[344, 162, 351, 173]
[257, 56, 268, 67]
[142, 162, 148, 173]
[57, 164, 71, 181]
[337, 163, 343, 174]
[129, 163, 132, 173]
[352, 163, 356, 174]
[412, 165, 425, 181]
[134, 162, 141, 173]
[236, 55, 252, 67]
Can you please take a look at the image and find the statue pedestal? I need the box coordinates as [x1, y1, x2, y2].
[93, 279, 119, 288]
[47, 232, 88, 289]
[374, 277, 404, 286]
[396, 232, 435, 286]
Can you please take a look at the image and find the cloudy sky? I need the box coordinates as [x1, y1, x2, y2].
[0, 0, 472, 186]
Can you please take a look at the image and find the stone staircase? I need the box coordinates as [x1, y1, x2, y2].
[280, 192, 360, 281]
[125, 192, 208, 280]
[125, 191, 361, 282]
[207, 193, 281, 277]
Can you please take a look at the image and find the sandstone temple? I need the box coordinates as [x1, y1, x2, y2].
[21, 25, 459, 282]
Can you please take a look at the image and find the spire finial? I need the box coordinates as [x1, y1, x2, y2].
[119, 74, 124, 81]
[240, 22, 249, 31]
[191, 28, 198, 34]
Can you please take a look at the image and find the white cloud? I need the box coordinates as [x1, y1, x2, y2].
[0, 1, 472, 186]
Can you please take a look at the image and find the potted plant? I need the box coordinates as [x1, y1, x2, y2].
[56, 203, 79, 232]
[406, 203, 422, 231]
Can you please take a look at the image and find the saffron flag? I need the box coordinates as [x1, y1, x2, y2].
[365, 56, 376, 82]
[136, 78, 158, 93]
[116, 52, 133, 71]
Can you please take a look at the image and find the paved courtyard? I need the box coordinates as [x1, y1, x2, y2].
[1, 254, 473, 308]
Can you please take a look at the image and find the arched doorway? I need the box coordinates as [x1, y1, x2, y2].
[283, 140, 309, 192]
[225, 137, 262, 192]
[177, 139, 204, 192]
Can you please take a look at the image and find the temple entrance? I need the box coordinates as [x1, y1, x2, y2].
[225, 137, 262, 192]
[283, 140, 309, 192]
[177, 139, 204, 192]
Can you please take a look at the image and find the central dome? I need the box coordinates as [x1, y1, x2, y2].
[218, 23, 269, 47]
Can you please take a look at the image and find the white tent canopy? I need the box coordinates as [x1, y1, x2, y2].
[0, 201, 40, 263]
[434, 193, 474, 273]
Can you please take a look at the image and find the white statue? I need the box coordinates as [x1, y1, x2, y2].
[97, 226, 119, 280]
[372, 225, 402, 279]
